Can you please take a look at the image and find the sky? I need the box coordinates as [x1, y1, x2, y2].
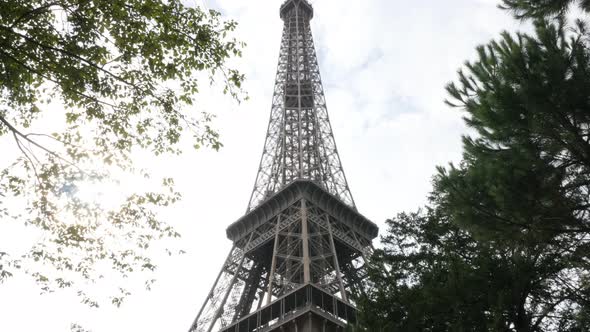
[0, 0, 525, 331]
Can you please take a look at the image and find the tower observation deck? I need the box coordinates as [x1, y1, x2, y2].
[189, 1, 378, 331]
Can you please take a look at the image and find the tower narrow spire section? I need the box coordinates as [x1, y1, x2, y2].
[248, 0, 355, 211]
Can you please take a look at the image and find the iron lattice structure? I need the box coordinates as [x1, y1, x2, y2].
[247, 0, 354, 212]
[189, 1, 378, 332]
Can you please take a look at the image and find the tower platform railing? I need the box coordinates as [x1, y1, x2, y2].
[220, 284, 357, 332]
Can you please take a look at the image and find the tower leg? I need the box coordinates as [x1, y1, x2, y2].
[189, 233, 254, 332]
[233, 261, 264, 320]
[190, 246, 235, 330]
[326, 215, 347, 302]
[301, 199, 311, 283]
[267, 215, 283, 304]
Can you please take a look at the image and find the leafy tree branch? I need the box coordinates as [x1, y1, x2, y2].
[0, 0, 245, 307]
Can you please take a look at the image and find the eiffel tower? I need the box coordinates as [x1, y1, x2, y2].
[189, 1, 378, 331]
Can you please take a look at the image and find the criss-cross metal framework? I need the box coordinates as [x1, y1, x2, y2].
[247, 0, 354, 212]
[189, 2, 378, 332]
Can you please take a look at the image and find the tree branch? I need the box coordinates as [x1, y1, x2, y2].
[0, 114, 83, 173]
[10, 2, 62, 28]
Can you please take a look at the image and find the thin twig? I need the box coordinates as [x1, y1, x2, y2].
[13, 132, 41, 186]
[21, 138, 42, 165]
[25, 133, 84, 150]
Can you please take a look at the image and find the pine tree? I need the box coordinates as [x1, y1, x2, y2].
[357, 15, 590, 332]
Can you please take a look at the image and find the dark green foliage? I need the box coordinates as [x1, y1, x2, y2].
[438, 17, 590, 330]
[443, 18, 590, 243]
[500, 0, 590, 19]
[357, 209, 586, 332]
[0, 0, 244, 306]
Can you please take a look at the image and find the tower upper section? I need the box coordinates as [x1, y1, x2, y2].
[280, 0, 314, 21]
[247, 0, 355, 211]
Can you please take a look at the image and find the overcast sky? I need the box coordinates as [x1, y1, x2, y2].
[0, 0, 524, 330]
